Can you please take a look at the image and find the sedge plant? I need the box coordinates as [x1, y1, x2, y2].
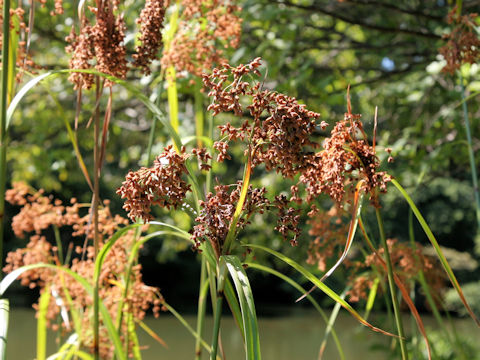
[0, 1, 479, 360]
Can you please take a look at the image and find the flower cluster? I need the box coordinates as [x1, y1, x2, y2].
[4, 184, 164, 358]
[66, 2, 127, 89]
[274, 194, 301, 246]
[6, 182, 127, 240]
[0, 0, 62, 82]
[118, 59, 392, 253]
[347, 239, 445, 303]
[203, 58, 324, 178]
[191, 183, 269, 257]
[300, 111, 390, 207]
[133, 0, 166, 74]
[161, 0, 242, 77]
[439, 7, 480, 74]
[117, 146, 191, 222]
[307, 204, 350, 271]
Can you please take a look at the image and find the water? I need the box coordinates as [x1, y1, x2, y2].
[6, 307, 478, 359]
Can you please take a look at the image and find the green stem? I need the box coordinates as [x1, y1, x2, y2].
[222, 153, 253, 254]
[0, 0, 11, 281]
[93, 76, 101, 360]
[205, 112, 214, 194]
[459, 74, 480, 232]
[375, 208, 408, 360]
[210, 295, 223, 360]
[194, 79, 204, 149]
[195, 257, 208, 359]
[210, 261, 227, 360]
[53, 225, 64, 264]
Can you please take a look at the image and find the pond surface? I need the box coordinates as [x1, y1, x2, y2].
[6, 307, 478, 359]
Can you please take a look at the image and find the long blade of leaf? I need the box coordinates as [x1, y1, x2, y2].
[6, 69, 203, 207]
[245, 244, 397, 338]
[358, 217, 432, 360]
[391, 178, 480, 326]
[222, 255, 261, 360]
[364, 277, 380, 320]
[161, 302, 215, 357]
[245, 263, 345, 360]
[0, 264, 127, 360]
[318, 288, 349, 360]
[321, 181, 364, 282]
[127, 313, 142, 360]
[297, 181, 364, 303]
[138, 321, 168, 349]
[6, 71, 53, 129]
[0, 299, 9, 360]
[37, 285, 51, 360]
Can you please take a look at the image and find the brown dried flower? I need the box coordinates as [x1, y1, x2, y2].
[203, 58, 323, 178]
[307, 204, 350, 271]
[347, 239, 445, 303]
[3, 184, 163, 358]
[191, 183, 269, 257]
[161, 0, 242, 77]
[66, 2, 128, 89]
[274, 194, 301, 246]
[117, 146, 191, 222]
[439, 7, 480, 74]
[300, 110, 390, 206]
[133, 0, 166, 74]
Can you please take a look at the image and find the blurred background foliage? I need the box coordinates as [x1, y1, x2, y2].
[5, 0, 480, 313]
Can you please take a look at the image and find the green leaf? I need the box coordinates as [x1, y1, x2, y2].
[391, 178, 480, 327]
[222, 255, 261, 360]
[245, 263, 345, 360]
[4, 68, 203, 206]
[37, 285, 51, 360]
[0, 299, 9, 360]
[321, 181, 364, 282]
[0, 264, 127, 360]
[127, 313, 142, 360]
[6, 72, 53, 129]
[245, 244, 397, 338]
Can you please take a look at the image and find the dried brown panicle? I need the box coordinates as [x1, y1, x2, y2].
[161, 0, 242, 77]
[3, 184, 163, 358]
[133, 0, 166, 74]
[90, 3, 128, 86]
[66, 1, 127, 89]
[0, 1, 57, 82]
[274, 194, 301, 246]
[117, 145, 191, 222]
[203, 58, 323, 178]
[65, 19, 95, 90]
[191, 147, 212, 171]
[191, 183, 269, 257]
[347, 239, 445, 303]
[307, 204, 350, 271]
[6, 182, 127, 241]
[439, 7, 480, 74]
[300, 110, 390, 207]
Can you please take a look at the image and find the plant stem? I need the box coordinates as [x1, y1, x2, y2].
[53, 225, 64, 264]
[210, 260, 227, 360]
[0, 0, 11, 281]
[222, 153, 253, 254]
[375, 208, 408, 360]
[93, 76, 101, 360]
[459, 74, 480, 232]
[194, 79, 204, 149]
[195, 257, 208, 359]
[210, 294, 224, 360]
[205, 112, 214, 194]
